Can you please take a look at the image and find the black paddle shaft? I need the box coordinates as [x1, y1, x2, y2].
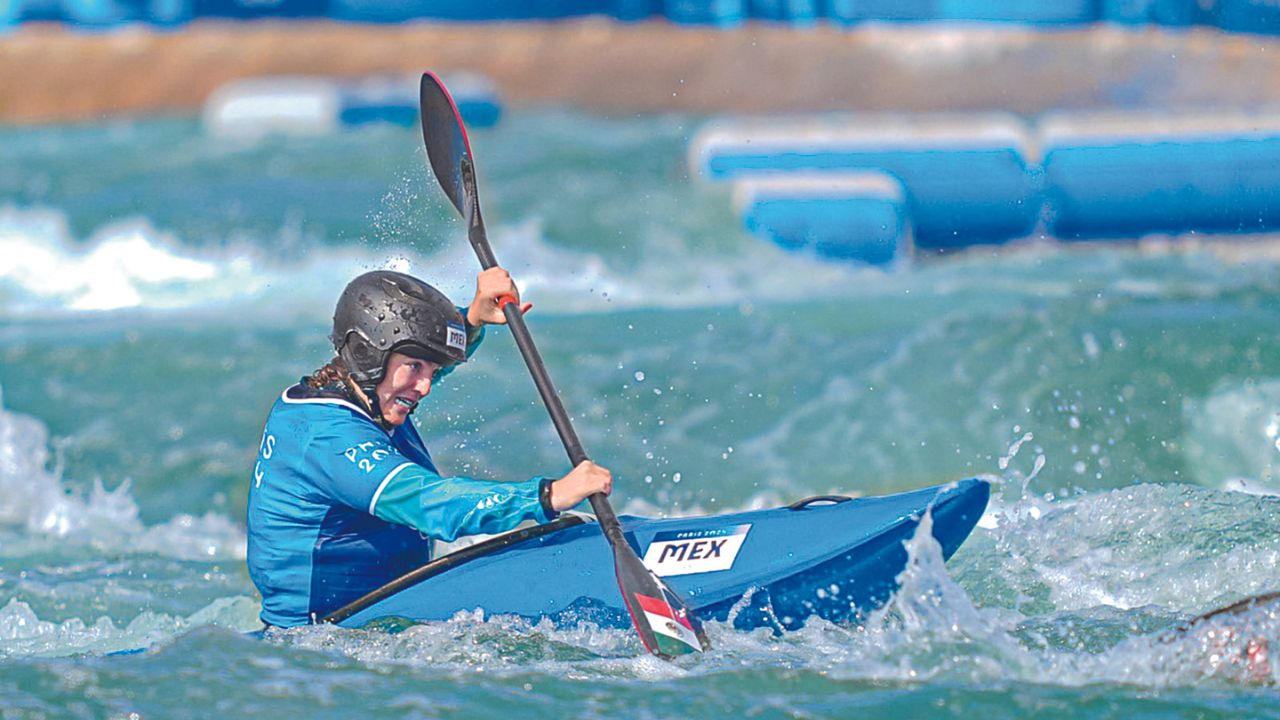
[461, 161, 623, 533]
[420, 73, 708, 658]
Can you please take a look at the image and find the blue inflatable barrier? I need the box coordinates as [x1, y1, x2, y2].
[734, 172, 910, 265]
[436, 73, 502, 128]
[1200, 0, 1280, 34]
[1100, 0, 1196, 25]
[664, 0, 745, 25]
[1040, 111, 1280, 239]
[829, 0, 1097, 24]
[203, 73, 500, 138]
[692, 114, 1038, 249]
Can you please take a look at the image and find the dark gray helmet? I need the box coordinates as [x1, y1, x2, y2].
[331, 270, 468, 386]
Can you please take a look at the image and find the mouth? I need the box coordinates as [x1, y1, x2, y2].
[392, 396, 418, 412]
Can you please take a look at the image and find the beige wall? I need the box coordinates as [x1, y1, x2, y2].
[2, 19, 1278, 123]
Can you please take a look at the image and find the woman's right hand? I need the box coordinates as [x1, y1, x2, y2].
[466, 266, 532, 327]
[549, 460, 612, 512]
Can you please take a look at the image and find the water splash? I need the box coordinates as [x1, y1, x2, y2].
[966, 483, 1280, 615]
[1184, 377, 1280, 494]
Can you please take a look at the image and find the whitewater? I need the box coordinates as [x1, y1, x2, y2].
[1, 112, 1278, 718]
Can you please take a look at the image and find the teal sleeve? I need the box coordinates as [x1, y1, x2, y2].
[434, 306, 485, 383]
[371, 465, 553, 541]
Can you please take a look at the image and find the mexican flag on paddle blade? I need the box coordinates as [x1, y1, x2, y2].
[634, 591, 702, 656]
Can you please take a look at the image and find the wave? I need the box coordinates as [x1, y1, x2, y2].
[0, 388, 245, 562]
[0, 203, 892, 320]
[0, 596, 260, 659]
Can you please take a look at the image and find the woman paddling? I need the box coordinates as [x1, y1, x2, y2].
[246, 267, 612, 628]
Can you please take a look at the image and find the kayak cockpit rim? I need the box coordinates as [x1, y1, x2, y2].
[320, 513, 589, 625]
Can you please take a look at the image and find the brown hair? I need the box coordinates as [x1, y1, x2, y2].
[305, 356, 349, 389]
[305, 356, 377, 415]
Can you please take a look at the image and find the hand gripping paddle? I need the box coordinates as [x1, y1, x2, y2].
[418, 72, 709, 660]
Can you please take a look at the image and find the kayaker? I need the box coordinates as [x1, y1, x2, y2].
[246, 267, 612, 628]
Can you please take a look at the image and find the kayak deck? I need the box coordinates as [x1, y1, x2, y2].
[332, 478, 990, 632]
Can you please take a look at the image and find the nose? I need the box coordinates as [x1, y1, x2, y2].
[414, 373, 433, 396]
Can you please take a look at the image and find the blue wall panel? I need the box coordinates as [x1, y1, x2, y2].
[1200, 0, 1280, 34]
[747, 0, 819, 24]
[61, 0, 131, 23]
[831, 0, 1097, 24]
[193, 0, 325, 18]
[146, 0, 190, 23]
[664, 0, 745, 25]
[4, 0, 192, 25]
[1100, 0, 1197, 25]
[614, 0, 660, 20]
[332, 0, 615, 22]
[829, 0, 936, 22]
[1041, 115, 1280, 239]
[12, 0, 66, 21]
[936, 0, 1098, 22]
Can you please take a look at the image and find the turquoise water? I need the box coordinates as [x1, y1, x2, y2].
[1, 112, 1279, 718]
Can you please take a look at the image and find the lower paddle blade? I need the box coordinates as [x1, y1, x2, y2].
[614, 546, 709, 658]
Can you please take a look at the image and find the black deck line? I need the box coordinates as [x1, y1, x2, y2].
[321, 514, 588, 625]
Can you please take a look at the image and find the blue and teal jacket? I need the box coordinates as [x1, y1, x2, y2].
[246, 329, 558, 627]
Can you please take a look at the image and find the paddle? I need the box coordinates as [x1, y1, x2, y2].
[1155, 590, 1280, 646]
[1178, 591, 1280, 631]
[417, 72, 709, 660]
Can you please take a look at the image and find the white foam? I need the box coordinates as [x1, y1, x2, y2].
[1184, 377, 1280, 491]
[0, 204, 880, 320]
[0, 596, 260, 658]
[0, 205, 256, 314]
[0, 389, 246, 561]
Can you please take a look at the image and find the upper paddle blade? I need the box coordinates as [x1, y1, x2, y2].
[419, 72, 475, 223]
[614, 543, 709, 658]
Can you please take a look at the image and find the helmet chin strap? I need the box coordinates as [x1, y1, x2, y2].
[343, 375, 397, 431]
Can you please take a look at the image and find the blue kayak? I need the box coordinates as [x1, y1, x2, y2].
[327, 478, 990, 632]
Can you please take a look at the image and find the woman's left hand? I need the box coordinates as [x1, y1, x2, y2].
[466, 266, 532, 326]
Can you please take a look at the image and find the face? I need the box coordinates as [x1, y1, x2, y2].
[374, 352, 443, 427]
